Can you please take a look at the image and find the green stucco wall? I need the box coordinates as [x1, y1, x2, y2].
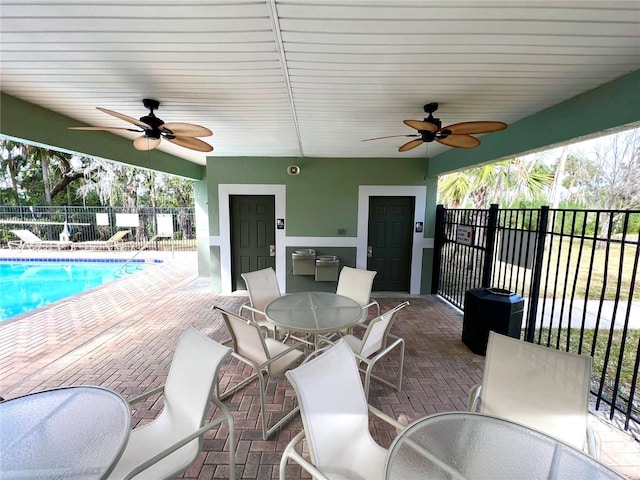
[208, 156, 428, 236]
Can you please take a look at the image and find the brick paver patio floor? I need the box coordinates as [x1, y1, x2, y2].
[1, 250, 638, 479]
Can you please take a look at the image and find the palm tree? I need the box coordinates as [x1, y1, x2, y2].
[438, 157, 553, 209]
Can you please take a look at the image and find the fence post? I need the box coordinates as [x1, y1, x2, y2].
[431, 204, 446, 294]
[525, 206, 549, 343]
[481, 204, 499, 288]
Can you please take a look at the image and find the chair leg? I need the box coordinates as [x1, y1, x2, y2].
[219, 353, 299, 441]
[212, 390, 236, 480]
[363, 338, 405, 401]
[257, 370, 300, 440]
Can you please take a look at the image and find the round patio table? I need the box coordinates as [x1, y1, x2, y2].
[265, 291, 362, 348]
[385, 411, 625, 480]
[0, 385, 131, 480]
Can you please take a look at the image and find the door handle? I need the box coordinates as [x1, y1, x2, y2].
[367, 246, 373, 257]
[270, 245, 276, 256]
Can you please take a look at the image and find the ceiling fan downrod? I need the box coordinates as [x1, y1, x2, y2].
[423, 102, 442, 130]
[140, 99, 164, 137]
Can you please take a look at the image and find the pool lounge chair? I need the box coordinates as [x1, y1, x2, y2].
[72, 229, 131, 251]
[8, 229, 73, 251]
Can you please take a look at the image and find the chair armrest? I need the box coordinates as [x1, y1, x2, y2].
[262, 341, 306, 367]
[128, 385, 165, 405]
[364, 299, 381, 317]
[368, 405, 407, 432]
[354, 336, 404, 366]
[239, 303, 264, 317]
[587, 426, 601, 459]
[467, 384, 482, 411]
[279, 430, 331, 480]
[122, 413, 232, 480]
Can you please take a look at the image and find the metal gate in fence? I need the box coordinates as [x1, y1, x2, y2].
[433, 204, 640, 431]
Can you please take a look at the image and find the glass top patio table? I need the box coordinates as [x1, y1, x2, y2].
[385, 411, 625, 480]
[265, 291, 362, 337]
[0, 385, 131, 480]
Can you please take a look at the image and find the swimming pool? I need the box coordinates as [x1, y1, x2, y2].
[0, 258, 161, 321]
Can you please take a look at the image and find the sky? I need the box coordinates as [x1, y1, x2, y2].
[526, 126, 640, 166]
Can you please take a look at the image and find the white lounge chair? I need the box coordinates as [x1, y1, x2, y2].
[72, 229, 130, 250]
[107, 327, 236, 480]
[9, 229, 72, 251]
[468, 331, 600, 458]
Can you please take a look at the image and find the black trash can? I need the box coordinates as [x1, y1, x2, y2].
[462, 287, 524, 355]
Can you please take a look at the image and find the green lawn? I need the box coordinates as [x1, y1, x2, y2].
[538, 328, 639, 400]
[495, 238, 639, 301]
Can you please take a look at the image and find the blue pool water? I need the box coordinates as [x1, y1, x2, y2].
[0, 258, 160, 321]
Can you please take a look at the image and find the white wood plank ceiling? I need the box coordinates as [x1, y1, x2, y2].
[1, 0, 639, 165]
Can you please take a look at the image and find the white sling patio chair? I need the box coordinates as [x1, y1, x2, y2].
[239, 267, 281, 337]
[107, 327, 236, 480]
[340, 300, 409, 400]
[213, 305, 305, 440]
[279, 340, 405, 480]
[468, 331, 600, 458]
[9, 229, 72, 251]
[335, 266, 380, 323]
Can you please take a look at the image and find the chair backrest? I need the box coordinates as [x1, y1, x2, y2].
[159, 327, 232, 455]
[107, 230, 130, 242]
[358, 301, 409, 358]
[480, 331, 592, 450]
[241, 267, 281, 322]
[286, 340, 372, 468]
[215, 306, 271, 367]
[10, 229, 41, 242]
[335, 266, 376, 308]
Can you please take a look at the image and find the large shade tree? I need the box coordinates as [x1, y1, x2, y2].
[0, 139, 194, 209]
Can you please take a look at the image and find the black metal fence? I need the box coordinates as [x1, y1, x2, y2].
[0, 206, 197, 251]
[433, 204, 640, 432]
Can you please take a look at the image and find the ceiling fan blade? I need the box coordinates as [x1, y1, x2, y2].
[68, 126, 142, 132]
[167, 136, 213, 152]
[444, 121, 508, 135]
[161, 123, 212, 138]
[97, 107, 152, 130]
[403, 120, 438, 132]
[362, 134, 419, 142]
[398, 138, 424, 152]
[133, 136, 161, 151]
[437, 134, 481, 149]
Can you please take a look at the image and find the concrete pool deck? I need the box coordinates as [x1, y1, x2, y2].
[0, 249, 638, 479]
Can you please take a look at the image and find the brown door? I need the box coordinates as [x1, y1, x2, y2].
[367, 196, 414, 291]
[230, 195, 275, 291]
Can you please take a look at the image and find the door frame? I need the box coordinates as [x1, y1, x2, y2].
[357, 186, 429, 294]
[218, 184, 286, 294]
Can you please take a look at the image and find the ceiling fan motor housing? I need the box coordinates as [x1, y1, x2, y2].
[420, 131, 437, 142]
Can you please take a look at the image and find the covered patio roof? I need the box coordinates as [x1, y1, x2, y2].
[1, 1, 639, 178]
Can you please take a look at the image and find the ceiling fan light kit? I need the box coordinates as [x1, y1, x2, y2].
[363, 102, 507, 152]
[69, 99, 214, 153]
